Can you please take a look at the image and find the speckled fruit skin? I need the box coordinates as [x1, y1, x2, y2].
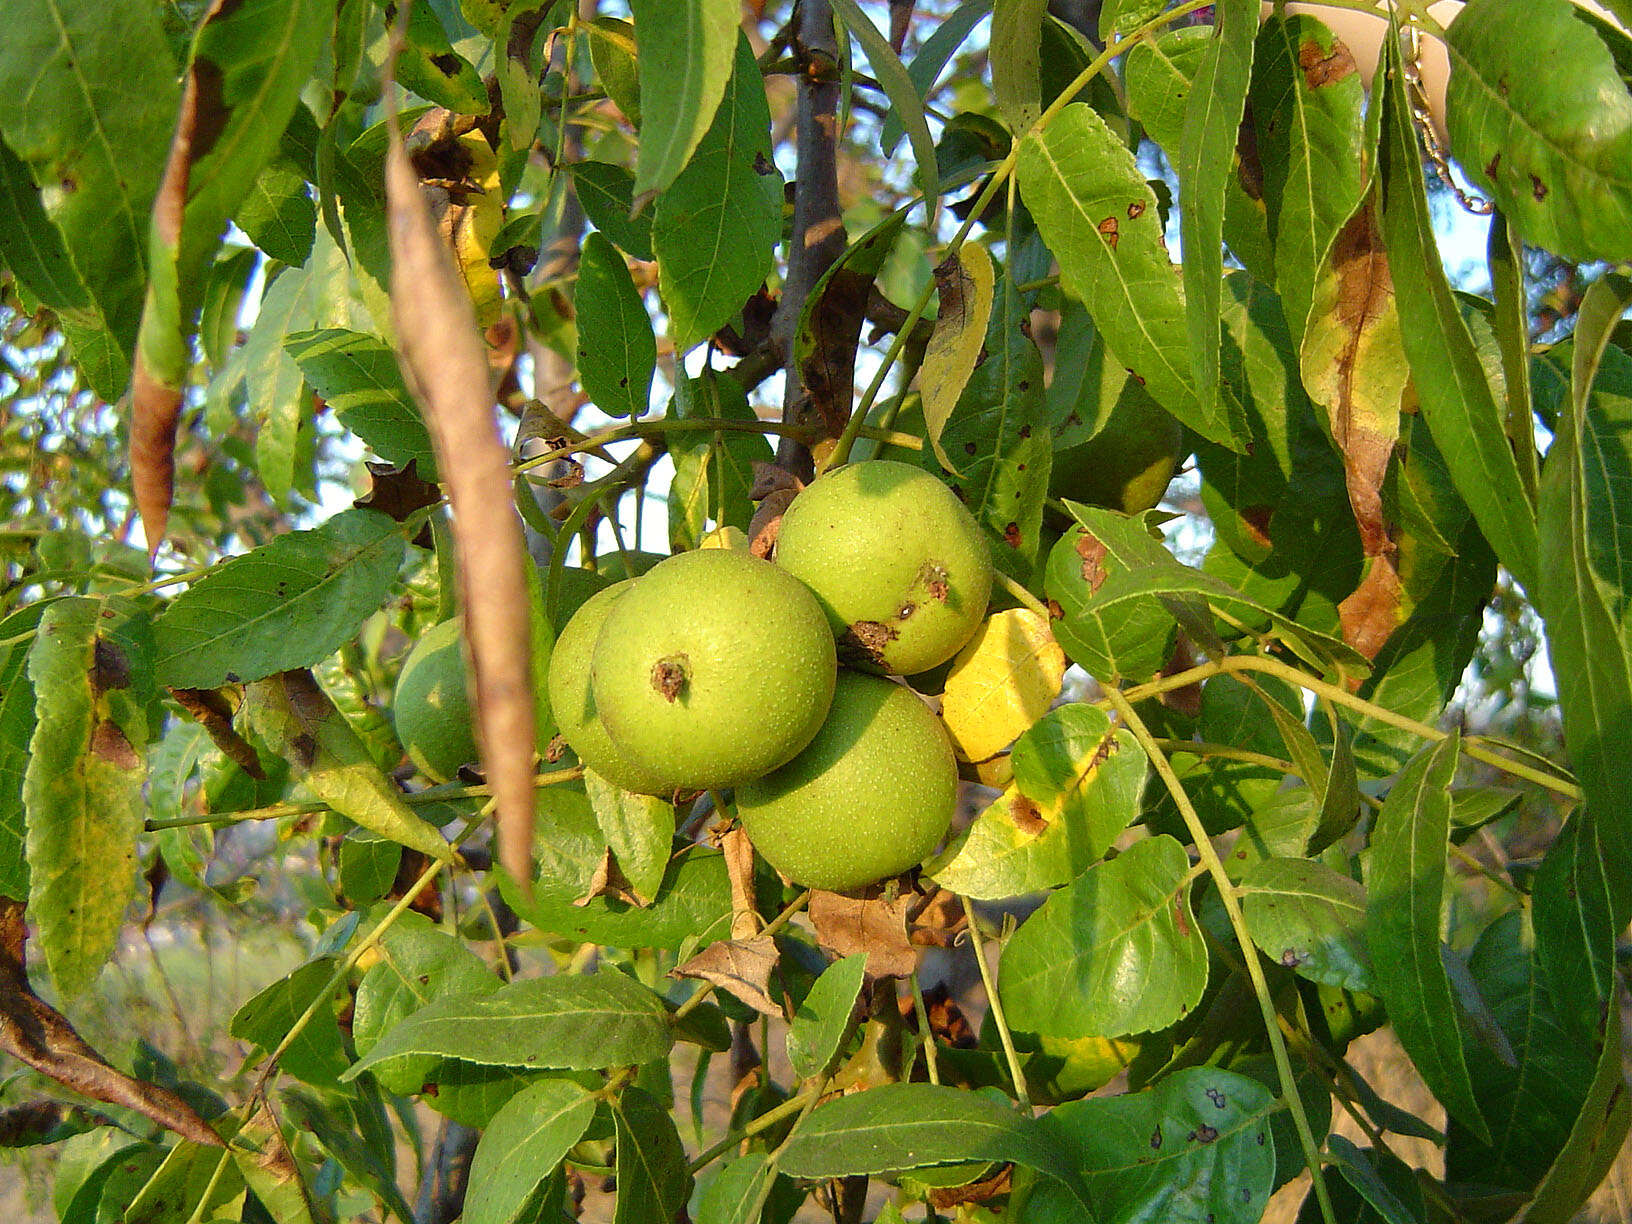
[773, 460, 993, 675]
[590, 550, 837, 791]
[737, 670, 958, 892]
[393, 618, 478, 783]
[547, 582, 672, 795]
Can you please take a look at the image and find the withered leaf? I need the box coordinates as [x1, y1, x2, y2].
[748, 461, 804, 502]
[384, 92, 536, 893]
[573, 847, 645, 908]
[809, 891, 916, 978]
[353, 459, 441, 546]
[673, 935, 783, 1018]
[1338, 553, 1405, 662]
[169, 686, 265, 778]
[720, 826, 762, 940]
[748, 487, 798, 559]
[0, 899, 221, 1148]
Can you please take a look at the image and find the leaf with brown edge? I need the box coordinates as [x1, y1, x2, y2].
[1299, 191, 1407, 659]
[920, 243, 996, 475]
[718, 825, 763, 940]
[168, 686, 264, 779]
[793, 212, 909, 442]
[383, 83, 535, 897]
[130, 0, 331, 548]
[0, 898, 222, 1149]
[674, 935, 783, 1018]
[809, 891, 916, 978]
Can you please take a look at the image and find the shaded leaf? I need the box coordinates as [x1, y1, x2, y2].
[999, 835, 1207, 1038]
[667, 368, 774, 553]
[1241, 857, 1370, 992]
[831, 0, 940, 211]
[583, 768, 674, 903]
[991, 0, 1046, 133]
[154, 509, 407, 690]
[0, 605, 46, 902]
[612, 1086, 692, 1224]
[343, 971, 674, 1079]
[465, 1079, 596, 1224]
[285, 328, 437, 475]
[569, 160, 652, 261]
[1364, 734, 1489, 1142]
[230, 958, 349, 1087]
[575, 231, 656, 419]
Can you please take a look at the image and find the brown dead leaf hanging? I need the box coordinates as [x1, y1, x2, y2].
[383, 40, 536, 893]
[673, 935, 784, 1018]
[808, 890, 917, 978]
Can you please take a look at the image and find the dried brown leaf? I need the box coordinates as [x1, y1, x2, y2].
[720, 826, 762, 940]
[673, 935, 783, 1018]
[1338, 553, 1405, 662]
[573, 847, 644, 907]
[384, 94, 536, 895]
[748, 461, 804, 502]
[748, 487, 798, 559]
[353, 459, 441, 546]
[809, 891, 917, 978]
[0, 899, 222, 1148]
[168, 686, 264, 778]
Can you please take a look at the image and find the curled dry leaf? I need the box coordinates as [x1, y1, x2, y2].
[384, 109, 536, 894]
[168, 686, 264, 778]
[574, 847, 644, 908]
[0, 899, 222, 1148]
[808, 890, 916, 978]
[673, 935, 783, 1018]
[748, 487, 798, 559]
[720, 825, 762, 940]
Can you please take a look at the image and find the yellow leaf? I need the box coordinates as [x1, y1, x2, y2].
[919, 244, 995, 474]
[443, 132, 505, 329]
[941, 609, 1065, 763]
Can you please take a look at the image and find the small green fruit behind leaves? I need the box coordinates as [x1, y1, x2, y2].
[393, 618, 479, 783]
[591, 550, 837, 791]
[737, 670, 958, 893]
[548, 581, 679, 797]
[774, 460, 994, 675]
[1049, 383, 1186, 515]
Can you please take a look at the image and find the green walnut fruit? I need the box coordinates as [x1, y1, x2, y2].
[591, 549, 837, 791]
[547, 581, 672, 795]
[774, 460, 993, 675]
[737, 670, 958, 892]
[1050, 390, 1185, 515]
[393, 618, 479, 783]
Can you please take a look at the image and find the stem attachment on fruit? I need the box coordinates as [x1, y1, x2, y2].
[651, 654, 690, 703]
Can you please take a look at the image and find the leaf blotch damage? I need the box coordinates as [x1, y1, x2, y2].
[1075, 530, 1109, 590]
[1297, 38, 1357, 89]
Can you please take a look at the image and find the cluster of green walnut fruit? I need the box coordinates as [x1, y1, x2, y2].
[396, 459, 994, 894]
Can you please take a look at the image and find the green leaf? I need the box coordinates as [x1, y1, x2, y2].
[1364, 734, 1489, 1143]
[1535, 342, 1632, 946]
[651, 35, 780, 353]
[935, 268, 1056, 574]
[1043, 511, 1179, 685]
[394, 2, 487, 113]
[1100, 0, 1164, 42]
[245, 669, 454, 864]
[235, 159, 317, 267]
[230, 957, 350, 1086]
[1531, 806, 1618, 1027]
[336, 828, 401, 907]
[121, 1139, 245, 1224]
[284, 329, 436, 474]
[630, 0, 739, 196]
[1250, 14, 1367, 346]
[575, 231, 656, 419]
[998, 835, 1207, 1038]
[229, 1115, 320, 1224]
[281, 1088, 412, 1224]
[1377, 30, 1538, 594]
[23, 597, 151, 996]
[154, 508, 407, 690]
[1445, 0, 1632, 262]
[352, 912, 499, 1096]
[880, 0, 991, 156]
[0, 136, 127, 398]
[1241, 858, 1370, 992]
[611, 1086, 692, 1224]
[1124, 26, 1210, 150]
[991, 0, 1047, 134]
[343, 971, 674, 1080]
[920, 244, 997, 474]
[931, 704, 1146, 899]
[0, 0, 176, 359]
[464, 1079, 597, 1224]
[502, 789, 734, 952]
[694, 1152, 776, 1224]
[569, 161, 653, 261]
[1027, 1067, 1278, 1224]
[583, 768, 674, 903]
[1177, 0, 1256, 431]
[0, 604, 46, 901]
[588, 17, 641, 127]
[1304, 1137, 1425, 1224]
[666, 367, 774, 552]
[786, 953, 868, 1080]
[779, 1082, 1095, 1212]
[1021, 102, 1240, 448]
[830, 0, 940, 212]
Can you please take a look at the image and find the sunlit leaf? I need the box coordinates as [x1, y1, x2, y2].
[941, 609, 1064, 764]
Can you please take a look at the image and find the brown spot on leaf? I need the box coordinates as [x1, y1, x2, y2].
[1485, 152, 1501, 180]
[753, 150, 774, 175]
[1189, 1124, 1219, 1143]
[1097, 216, 1120, 248]
[1172, 896, 1191, 938]
[651, 656, 689, 702]
[1530, 174, 1547, 201]
[1151, 1126, 1163, 1149]
[1280, 948, 1304, 967]
[1339, 553, 1403, 661]
[1045, 598, 1063, 619]
[89, 721, 139, 770]
[1128, 200, 1146, 220]
[1003, 522, 1022, 549]
[1298, 38, 1357, 88]
[927, 1163, 1013, 1211]
[1008, 794, 1047, 835]
[964, 441, 978, 456]
[1075, 530, 1109, 591]
[1241, 505, 1274, 549]
[90, 638, 131, 692]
